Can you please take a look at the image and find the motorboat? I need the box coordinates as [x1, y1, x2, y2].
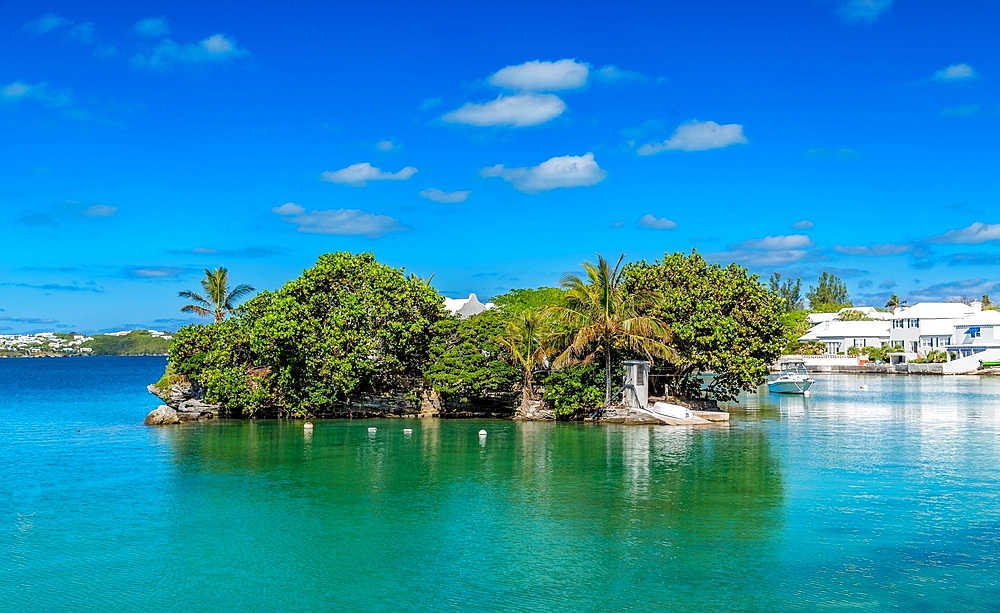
[767, 360, 815, 395]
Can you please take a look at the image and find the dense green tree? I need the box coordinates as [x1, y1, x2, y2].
[623, 250, 785, 401]
[836, 309, 872, 321]
[885, 294, 901, 310]
[779, 310, 814, 354]
[491, 287, 565, 314]
[551, 254, 674, 404]
[806, 272, 851, 312]
[541, 363, 606, 417]
[179, 267, 255, 323]
[769, 272, 803, 311]
[169, 252, 446, 416]
[423, 309, 520, 405]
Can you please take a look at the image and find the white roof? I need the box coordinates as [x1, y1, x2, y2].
[444, 293, 495, 319]
[893, 302, 977, 320]
[958, 310, 1000, 328]
[919, 319, 965, 336]
[800, 320, 891, 342]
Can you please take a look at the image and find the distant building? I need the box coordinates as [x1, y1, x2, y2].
[444, 293, 495, 319]
[798, 300, 1000, 363]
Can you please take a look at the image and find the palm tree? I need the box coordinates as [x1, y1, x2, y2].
[498, 309, 553, 410]
[550, 254, 674, 405]
[179, 267, 255, 323]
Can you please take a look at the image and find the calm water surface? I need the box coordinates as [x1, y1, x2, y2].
[2, 357, 999, 612]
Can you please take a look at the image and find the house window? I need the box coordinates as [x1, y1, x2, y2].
[908, 319, 920, 328]
[921, 337, 932, 347]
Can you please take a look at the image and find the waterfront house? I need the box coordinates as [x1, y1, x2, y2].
[886, 301, 982, 363]
[799, 319, 891, 355]
[946, 309, 1000, 358]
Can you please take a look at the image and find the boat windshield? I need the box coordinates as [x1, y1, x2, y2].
[780, 362, 809, 376]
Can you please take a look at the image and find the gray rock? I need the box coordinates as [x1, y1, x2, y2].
[144, 405, 180, 425]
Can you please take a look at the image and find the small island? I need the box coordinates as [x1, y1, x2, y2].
[0, 330, 172, 358]
[146, 250, 786, 424]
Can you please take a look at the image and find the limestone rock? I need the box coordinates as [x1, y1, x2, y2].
[144, 405, 180, 425]
[514, 399, 555, 421]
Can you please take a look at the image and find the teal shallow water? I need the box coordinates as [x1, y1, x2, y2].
[2, 358, 999, 612]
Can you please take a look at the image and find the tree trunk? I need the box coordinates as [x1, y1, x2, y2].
[604, 346, 612, 405]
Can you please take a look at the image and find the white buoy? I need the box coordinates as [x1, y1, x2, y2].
[368, 427, 377, 433]
[303, 421, 314, 430]
[479, 429, 487, 436]
[403, 428, 413, 434]
[860, 385, 869, 390]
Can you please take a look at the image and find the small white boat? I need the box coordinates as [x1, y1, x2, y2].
[767, 360, 815, 395]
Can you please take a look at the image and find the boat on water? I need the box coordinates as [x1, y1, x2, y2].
[767, 359, 815, 395]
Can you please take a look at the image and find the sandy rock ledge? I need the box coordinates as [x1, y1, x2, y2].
[144, 405, 181, 425]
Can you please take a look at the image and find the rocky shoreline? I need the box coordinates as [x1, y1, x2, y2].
[144, 380, 221, 425]
[143, 379, 725, 427]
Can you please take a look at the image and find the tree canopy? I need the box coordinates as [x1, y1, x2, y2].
[806, 272, 851, 311]
[170, 252, 445, 416]
[624, 251, 785, 401]
[769, 273, 803, 311]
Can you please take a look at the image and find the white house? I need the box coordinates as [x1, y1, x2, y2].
[799, 319, 891, 355]
[886, 301, 982, 363]
[946, 308, 1000, 358]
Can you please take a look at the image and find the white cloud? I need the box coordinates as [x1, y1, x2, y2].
[638, 120, 748, 154]
[419, 188, 472, 203]
[271, 202, 305, 216]
[1, 81, 84, 118]
[131, 34, 250, 69]
[737, 235, 813, 250]
[83, 204, 116, 218]
[23, 14, 71, 34]
[2, 82, 31, 99]
[488, 59, 589, 92]
[792, 220, 814, 230]
[593, 65, 648, 83]
[320, 163, 418, 187]
[442, 93, 566, 127]
[610, 221, 626, 228]
[134, 17, 170, 37]
[839, 0, 893, 24]
[708, 250, 808, 267]
[480, 153, 607, 194]
[929, 222, 1000, 244]
[376, 140, 394, 151]
[638, 214, 677, 230]
[933, 63, 977, 81]
[833, 243, 913, 256]
[272, 203, 405, 238]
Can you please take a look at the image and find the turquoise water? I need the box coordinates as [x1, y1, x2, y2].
[2, 358, 1000, 612]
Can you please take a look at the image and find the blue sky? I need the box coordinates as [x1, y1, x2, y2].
[2, 0, 999, 333]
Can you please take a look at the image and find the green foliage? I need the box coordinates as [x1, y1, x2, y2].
[913, 349, 948, 364]
[769, 272, 803, 311]
[424, 310, 520, 404]
[780, 310, 812, 354]
[807, 272, 851, 311]
[83, 331, 170, 356]
[167, 252, 446, 416]
[862, 346, 888, 362]
[885, 294, 902, 310]
[553, 254, 673, 404]
[793, 341, 826, 355]
[492, 287, 565, 314]
[836, 309, 872, 321]
[179, 266, 255, 323]
[847, 346, 861, 357]
[623, 250, 785, 402]
[541, 363, 605, 416]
